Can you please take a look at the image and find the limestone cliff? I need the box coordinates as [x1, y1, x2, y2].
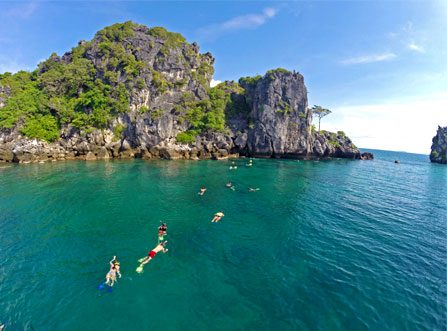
[430, 126, 447, 164]
[0, 22, 371, 163]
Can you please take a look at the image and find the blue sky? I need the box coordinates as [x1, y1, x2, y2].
[1, 0, 446, 153]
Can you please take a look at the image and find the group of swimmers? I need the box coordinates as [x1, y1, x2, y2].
[102, 159, 258, 287]
[103, 222, 170, 286]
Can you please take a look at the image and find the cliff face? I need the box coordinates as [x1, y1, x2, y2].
[0, 22, 370, 163]
[239, 70, 311, 157]
[430, 126, 447, 164]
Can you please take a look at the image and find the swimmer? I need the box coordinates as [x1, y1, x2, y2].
[105, 256, 121, 287]
[211, 212, 225, 222]
[246, 159, 253, 167]
[198, 186, 206, 196]
[158, 222, 167, 242]
[226, 182, 235, 191]
[248, 187, 260, 192]
[136, 241, 169, 273]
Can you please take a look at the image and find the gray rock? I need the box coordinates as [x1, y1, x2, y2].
[430, 126, 447, 164]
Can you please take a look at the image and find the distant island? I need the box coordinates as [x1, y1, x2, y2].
[430, 126, 447, 164]
[0, 22, 372, 163]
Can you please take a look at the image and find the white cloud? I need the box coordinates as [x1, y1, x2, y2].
[407, 42, 425, 53]
[322, 92, 447, 154]
[0, 59, 30, 74]
[197, 7, 278, 40]
[340, 53, 397, 65]
[4, 1, 38, 19]
[210, 79, 222, 87]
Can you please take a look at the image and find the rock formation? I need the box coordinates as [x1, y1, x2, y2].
[430, 126, 447, 164]
[0, 22, 372, 163]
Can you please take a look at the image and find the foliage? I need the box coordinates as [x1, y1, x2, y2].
[147, 26, 186, 55]
[310, 105, 332, 131]
[328, 139, 341, 148]
[113, 123, 126, 140]
[276, 100, 291, 115]
[239, 75, 262, 87]
[337, 130, 346, 137]
[266, 68, 290, 79]
[151, 109, 164, 120]
[151, 70, 171, 94]
[176, 130, 199, 143]
[96, 21, 137, 42]
[20, 114, 59, 142]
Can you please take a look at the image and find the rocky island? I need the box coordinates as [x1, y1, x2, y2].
[0, 22, 372, 163]
[430, 126, 447, 164]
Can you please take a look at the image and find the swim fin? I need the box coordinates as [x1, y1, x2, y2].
[136, 265, 144, 273]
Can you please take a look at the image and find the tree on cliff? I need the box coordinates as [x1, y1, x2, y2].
[311, 105, 332, 131]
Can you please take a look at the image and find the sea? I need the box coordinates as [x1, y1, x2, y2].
[0, 149, 445, 330]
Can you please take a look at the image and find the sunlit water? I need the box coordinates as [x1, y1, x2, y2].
[0, 149, 445, 330]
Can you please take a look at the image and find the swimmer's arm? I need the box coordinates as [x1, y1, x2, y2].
[117, 270, 122, 278]
[109, 256, 116, 266]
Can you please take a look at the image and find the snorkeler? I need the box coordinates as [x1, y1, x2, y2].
[226, 182, 235, 191]
[211, 212, 225, 222]
[229, 161, 237, 170]
[248, 187, 260, 192]
[105, 256, 121, 287]
[246, 159, 253, 167]
[158, 222, 167, 242]
[198, 186, 207, 196]
[136, 241, 169, 273]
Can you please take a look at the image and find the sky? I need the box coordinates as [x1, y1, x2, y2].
[0, 0, 446, 154]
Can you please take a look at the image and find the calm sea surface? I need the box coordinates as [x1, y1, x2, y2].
[0, 149, 446, 330]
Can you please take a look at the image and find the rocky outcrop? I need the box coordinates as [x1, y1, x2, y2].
[430, 126, 447, 164]
[239, 70, 311, 158]
[0, 22, 371, 163]
[310, 130, 373, 160]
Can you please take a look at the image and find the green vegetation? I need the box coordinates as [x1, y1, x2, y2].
[337, 130, 346, 137]
[175, 82, 249, 143]
[239, 75, 262, 87]
[328, 140, 341, 148]
[20, 115, 59, 142]
[147, 26, 186, 56]
[276, 101, 291, 115]
[266, 68, 290, 79]
[0, 23, 150, 141]
[176, 130, 199, 143]
[112, 123, 126, 140]
[151, 109, 164, 120]
[310, 105, 332, 131]
[431, 150, 439, 158]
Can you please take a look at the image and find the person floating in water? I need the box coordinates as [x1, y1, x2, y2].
[226, 182, 235, 191]
[229, 161, 237, 170]
[211, 212, 225, 222]
[105, 256, 121, 287]
[248, 187, 260, 192]
[136, 241, 169, 273]
[246, 159, 253, 167]
[158, 222, 167, 242]
[198, 186, 207, 196]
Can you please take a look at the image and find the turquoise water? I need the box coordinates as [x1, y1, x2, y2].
[0, 150, 445, 330]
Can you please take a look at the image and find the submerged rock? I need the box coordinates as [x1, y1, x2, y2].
[430, 126, 447, 164]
